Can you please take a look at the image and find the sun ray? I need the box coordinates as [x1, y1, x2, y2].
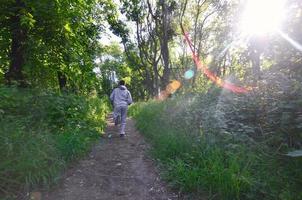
[278, 30, 302, 52]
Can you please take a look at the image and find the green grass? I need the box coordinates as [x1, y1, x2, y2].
[129, 101, 302, 200]
[0, 87, 109, 198]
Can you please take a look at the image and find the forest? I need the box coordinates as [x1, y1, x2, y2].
[0, 0, 301, 199]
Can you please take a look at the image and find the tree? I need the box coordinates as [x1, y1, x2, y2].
[1, 0, 30, 86]
[0, 0, 122, 95]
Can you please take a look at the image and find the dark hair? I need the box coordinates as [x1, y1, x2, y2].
[119, 80, 125, 85]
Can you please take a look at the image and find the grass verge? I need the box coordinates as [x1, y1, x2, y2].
[129, 100, 302, 200]
[0, 87, 109, 199]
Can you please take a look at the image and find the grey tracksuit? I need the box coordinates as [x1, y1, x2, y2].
[110, 85, 133, 135]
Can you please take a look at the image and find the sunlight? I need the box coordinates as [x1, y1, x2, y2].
[94, 58, 101, 64]
[240, 0, 286, 36]
[278, 30, 302, 52]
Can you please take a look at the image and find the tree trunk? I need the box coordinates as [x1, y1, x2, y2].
[5, 0, 27, 87]
[159, 0, 170, 90]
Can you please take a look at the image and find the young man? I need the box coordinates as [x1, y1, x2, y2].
[110, 80, 133, 137]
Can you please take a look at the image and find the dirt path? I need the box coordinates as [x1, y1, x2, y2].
[43, 116, 179, 200]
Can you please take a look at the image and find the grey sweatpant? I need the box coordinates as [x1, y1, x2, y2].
[113, 105, 128, 135]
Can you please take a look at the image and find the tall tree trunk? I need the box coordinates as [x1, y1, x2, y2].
[151, 32, 161, 97]
[153, 62, 160, 96]
[159, 0, 170, 90]
[5, 0, 27, 87]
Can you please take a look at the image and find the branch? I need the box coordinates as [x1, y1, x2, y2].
[146, 0, 157, 20]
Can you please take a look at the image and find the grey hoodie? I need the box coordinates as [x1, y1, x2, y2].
[110, 85, 133, 107]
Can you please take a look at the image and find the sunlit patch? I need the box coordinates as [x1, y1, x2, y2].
[94, 58, 101, 64]
[184, 69, 194, 80]
[205, 54, 213, 64]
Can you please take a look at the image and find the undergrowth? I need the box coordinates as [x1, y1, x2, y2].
[129, 92, 302, 200]
[0, 87, 109, 199]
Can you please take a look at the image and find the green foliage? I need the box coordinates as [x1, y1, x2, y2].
[129, 95, 302, 200]
[0, 87, 109, 198]
[130, 101, 251, 199]
[96, 42, 133, 97]
[0, 0, 121, 94]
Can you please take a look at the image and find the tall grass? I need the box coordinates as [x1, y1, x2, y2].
[129, 99, 302, 200]
[0, 87, 109, 198]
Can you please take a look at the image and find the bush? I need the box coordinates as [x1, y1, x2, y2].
[130, 101, 252, 199]
[129, 89, 302, 199]
[0, 87, 109, 198]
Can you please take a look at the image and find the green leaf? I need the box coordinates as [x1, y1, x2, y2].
[64, 23, 72, 33]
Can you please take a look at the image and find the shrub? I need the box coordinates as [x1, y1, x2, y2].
[129, 87, 302, 199]
[0, 87, 109, 198]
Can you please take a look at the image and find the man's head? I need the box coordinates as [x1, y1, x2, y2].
[119, 80, 125, 86]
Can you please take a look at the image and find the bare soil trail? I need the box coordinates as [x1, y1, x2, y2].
[43, 116, 179, 200]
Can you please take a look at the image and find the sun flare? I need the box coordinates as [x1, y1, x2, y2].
[240, 0, 286, 36]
